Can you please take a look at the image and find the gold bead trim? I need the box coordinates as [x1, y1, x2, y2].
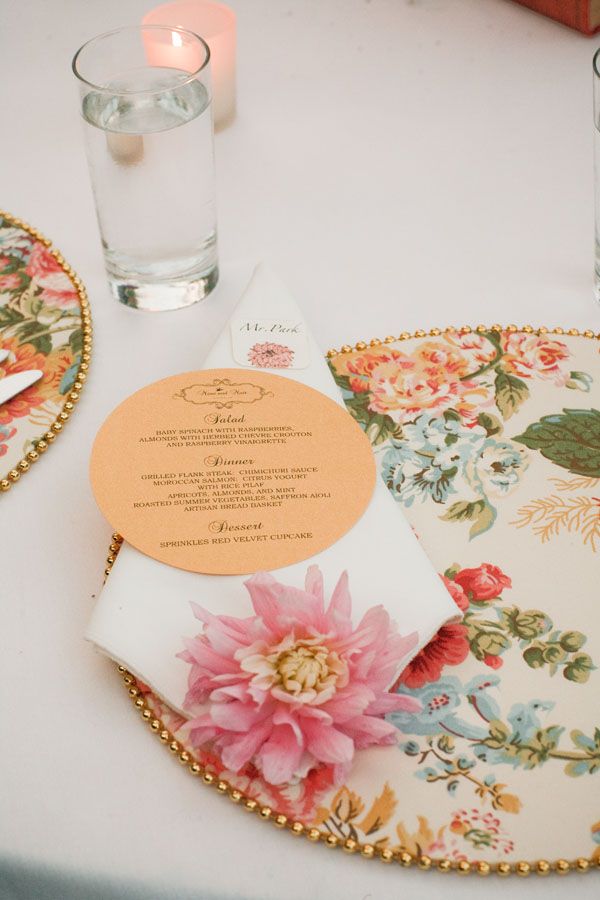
[104, 534, 598, 875]
[0, 209, 92, 494]
[325, 324, 600, 359]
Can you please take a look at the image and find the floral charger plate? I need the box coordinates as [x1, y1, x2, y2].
[0, 211, 91, 492]
[112, 324, 600, 876]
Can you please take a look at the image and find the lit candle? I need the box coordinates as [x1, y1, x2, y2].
[143, 1, 236, 128]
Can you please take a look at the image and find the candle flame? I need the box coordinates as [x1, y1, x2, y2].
[171, 31, 183, 48]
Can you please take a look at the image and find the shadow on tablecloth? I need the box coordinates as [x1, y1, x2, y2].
[0, 855, 234, 900]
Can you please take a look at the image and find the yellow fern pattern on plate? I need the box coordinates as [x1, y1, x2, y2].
[512, 477, 600, 551]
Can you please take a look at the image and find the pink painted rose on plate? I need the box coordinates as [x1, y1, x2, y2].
[25, 243, 79, 309]
[501, 333, 571, 386]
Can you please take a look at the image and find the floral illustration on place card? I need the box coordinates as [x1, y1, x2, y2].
[230, 317, 309, 370]
[328, 330, 596, 541]
[248, 341, 294, 369]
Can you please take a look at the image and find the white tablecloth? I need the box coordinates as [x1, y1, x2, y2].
[1, 1, 599, 898]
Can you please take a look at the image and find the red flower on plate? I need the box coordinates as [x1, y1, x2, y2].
[25, 242, 63, 281]
[0, 272, 21, 291]
[453, 563, 511, 603]
[335, 348, 406, 394]
[25, 242, 79, 308]
[0, 424, 16, 456]
[394, 623, 470, 690]
[483, 654, 503, 670]
[441, 575, 469, 612]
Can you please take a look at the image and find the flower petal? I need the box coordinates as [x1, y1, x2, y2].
[210, 700, 267, 732]
[180, 565, 420, 786]
[303, 720, 355, 765]
[342, 714, 399, 748]
[367, 692, 422, 715]
[256, 723, 305, 784]
[208, 682, 248, 703]
[326, 570, 352, 624]
[272, 706, 305, 744]
[181, 636, 239, 675]
[244, 572, 286, 636]
[321, 684, 375, 722]
[186, 713, 220, 747]
[220, 720, 273, 773]
[304, 565, 324, 604]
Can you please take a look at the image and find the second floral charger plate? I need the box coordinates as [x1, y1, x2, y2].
[112, 324, 600, 875]
[0, 211, 91, 492]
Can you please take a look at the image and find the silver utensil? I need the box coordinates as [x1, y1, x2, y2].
[0, 369, 43, 405]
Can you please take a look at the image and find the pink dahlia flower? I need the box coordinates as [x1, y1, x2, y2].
[179, 567, 421, 786]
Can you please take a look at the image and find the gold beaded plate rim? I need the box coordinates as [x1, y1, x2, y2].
[324, 323, 600, 360]
[0, 210, 92, 494]
[106, 325, 600, 878]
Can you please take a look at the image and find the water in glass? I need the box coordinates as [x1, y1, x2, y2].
[82, 67, 217, 310]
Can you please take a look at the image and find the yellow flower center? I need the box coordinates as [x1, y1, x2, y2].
[275, 643, 338, 696]
[240, 638, 349, 705]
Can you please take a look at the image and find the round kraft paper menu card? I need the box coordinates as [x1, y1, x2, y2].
[91, 369, 376, 574]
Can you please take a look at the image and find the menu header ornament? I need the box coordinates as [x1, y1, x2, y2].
[175, 377, 273, 409]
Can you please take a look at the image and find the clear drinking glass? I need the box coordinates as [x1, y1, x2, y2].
[73, 25, 218, 311]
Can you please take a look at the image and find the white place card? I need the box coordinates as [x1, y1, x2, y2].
[230, 317, 309, 369]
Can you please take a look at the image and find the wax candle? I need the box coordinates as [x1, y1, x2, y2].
[143, 1, 236, 127]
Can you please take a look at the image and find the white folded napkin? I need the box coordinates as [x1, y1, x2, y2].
[87, 264, 459, 713]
